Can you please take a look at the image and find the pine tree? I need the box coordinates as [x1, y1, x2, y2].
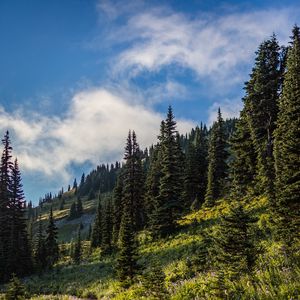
[101, 198, 113, 255]
[7, 159, 32, 277]
[151, 107, 184, 237]
[116, 203, 137, 285]
[205, 109, 228, 207]
[5, 274, 26, 300]
[34, 216, 47, 271]
[214, 203, 257, 279]
[68, 202, 77, 220]
[91, 196, 102, 248]
[244, 35, 282, 197]
[73, 227, 81, 264]
[112, 173, 124, 245]
[45, 207, 59, 268]
[229, 110, 257, 197]
[273, 26, 300, 248]
[120, 130, 145, 233]
[0, 131, 13, 281]
[76, 197, 83, 217]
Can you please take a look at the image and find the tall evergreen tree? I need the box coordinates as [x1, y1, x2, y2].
[214, 203, 257, 279]
[229, 110, 257, 197]
[34, 216, 47, 271]
[73, 227, 81, 264]
[91, 196, 102, 248]
[0, 131, 13, 281]
[116, 202, 137, 285]
[151, 107, 184, 237]
[76, 197, 83, 217]
[45, 207, 59, 268]
[7, 159, 32, 277]
[244, 35, 282, 197]
[205, 109, 228, 207]
[68, 202, 77, 220]
[121, 130, 145, 231]
[101, 198, 113, 255]
[273, 26, 300, 247]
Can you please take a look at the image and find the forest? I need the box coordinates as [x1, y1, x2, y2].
[0, 26, 299, 299]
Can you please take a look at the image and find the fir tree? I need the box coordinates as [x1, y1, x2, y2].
[229, 110, 257, 197]
[244, 35, 282, 197]
[151, 107, 184, 237]
[0, 131, 13, 281]
[34, 216, 47, 271]
[205, 109, 228, 207]
[76, 197, 83, 217]
[101, 198, 113, 255]
[214, 203, 257, 279]
[68, 202, 77, 220]
[45, 207, 59, 268]
[116, 203, 137, 285]
[273, 26, 300, 248]
[73, 227, 81, 264]
[5, 274, 26, 300]
[7, 159, 32, 277]
[91, 196, 102, 248]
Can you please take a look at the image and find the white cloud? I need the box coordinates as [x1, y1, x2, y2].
[0, 88, 194, 182]
[105, 6, 295, 89]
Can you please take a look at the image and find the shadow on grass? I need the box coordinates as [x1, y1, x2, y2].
[25, 260, 113, 296]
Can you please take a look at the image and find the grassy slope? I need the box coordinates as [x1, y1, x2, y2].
[1, 196, 299, 299]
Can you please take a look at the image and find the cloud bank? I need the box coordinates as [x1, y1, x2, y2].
[0, 88, 194, 182]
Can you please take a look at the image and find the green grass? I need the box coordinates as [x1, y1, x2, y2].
[2, 195, 298, 299]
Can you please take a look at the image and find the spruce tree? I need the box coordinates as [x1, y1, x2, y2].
[7, 159, 32, 277]
[5, 274, 26, 300]
[116, 203, 137, 285]
[45, 207, 59, 268]
[34, 216, 47, 271]
[244, 35, 282, 197]
[229, 110, 257, 197]
[151, 107, 184, 237]
[205, 109, 228, 207]
[91, 196, 102, 248]
[68, 202, 77, 220]
[101, 198, 113, 255]
[76, 197, 83, 217]
[214, 203, 257, 279]
[121, 130, 145, 232]
[0, 131, 13, 281]
[112, 173, 124, 245]
[273, 26, 300, 247]
[73, 227, 81, 264]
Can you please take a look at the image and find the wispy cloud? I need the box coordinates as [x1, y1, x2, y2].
[98, 4, 295, 91]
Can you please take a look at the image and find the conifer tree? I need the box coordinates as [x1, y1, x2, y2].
[214, 203, 257, 279]
[5, 274, 26, 300]
[73, 227, 81, 264]
[76, 197, 83, 217]
[229, 110, 257, 197]
[91, 196, 102, 248]
[151, 107, 184, 237]
[0, 131, 13, 281]
[116, 203, 137, 285]
[68, 202, 77, 220]
[273, 26, 300, 247]
[244, 35, 282, 197]
[121, 130, 145, 231]
[101, 198, 113, 255]
[205, 109, 228, 207]
[7, 159, 32, 277]
[34, 216, 47, 271]
[112, 173, 124, 245]
[45, 207, 59, 268]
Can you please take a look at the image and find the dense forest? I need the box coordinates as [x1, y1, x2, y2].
[0, 26, 299, 299]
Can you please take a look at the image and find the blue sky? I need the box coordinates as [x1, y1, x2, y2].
[0, 0, 299, 204]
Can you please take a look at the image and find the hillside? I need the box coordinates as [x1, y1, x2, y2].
[2, 196, 298, 299]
